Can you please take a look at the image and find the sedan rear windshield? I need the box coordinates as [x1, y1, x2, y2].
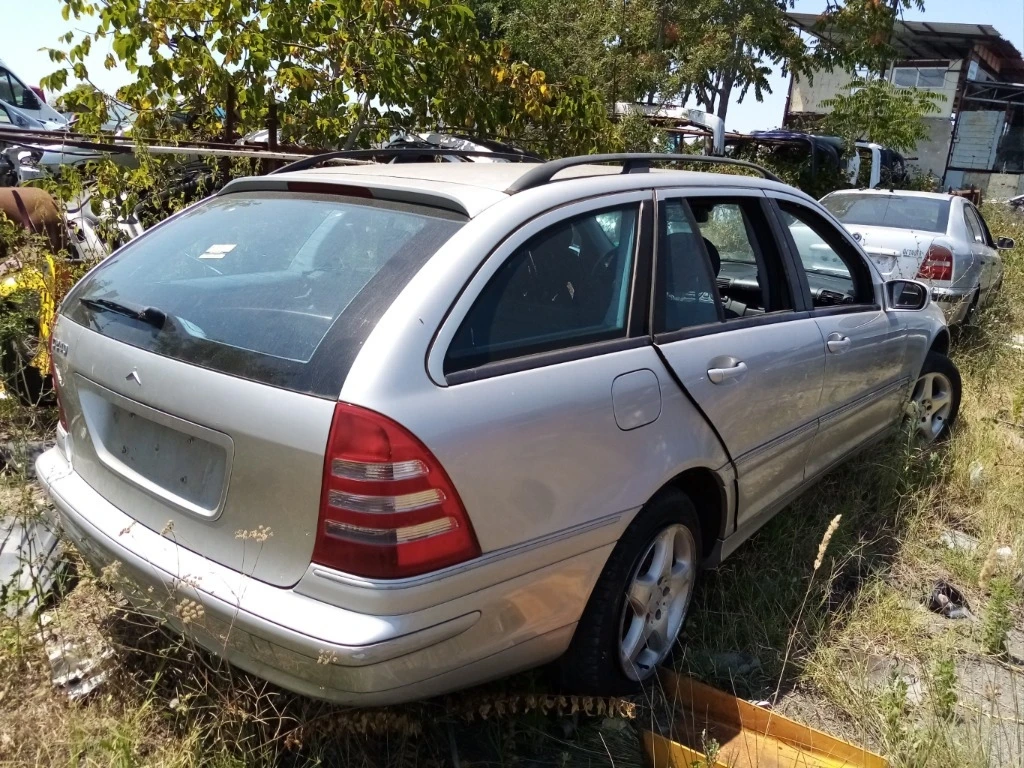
[63, 191, 464, 396]
[821, 193, 951, 233]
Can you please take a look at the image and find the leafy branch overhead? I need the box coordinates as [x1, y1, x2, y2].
[821, 77, 944, 153]
[42, 0, 613, 155]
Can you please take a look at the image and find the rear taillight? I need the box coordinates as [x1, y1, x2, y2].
[47, 334, 67, 431]
[916, 244, 953, 282]
[312, 403, 480, 579]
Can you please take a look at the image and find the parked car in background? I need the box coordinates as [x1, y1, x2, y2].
[0, 59, 67, 126]
[38, 153, 957, 705]
[820, 190, 1012, 326]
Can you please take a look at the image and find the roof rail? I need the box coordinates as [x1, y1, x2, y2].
[504, 153, 782, 194]
[269, 147, 541, 175]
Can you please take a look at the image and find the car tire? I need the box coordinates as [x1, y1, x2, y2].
[559, 489, 702, 694]
[908, 351, 961, 443]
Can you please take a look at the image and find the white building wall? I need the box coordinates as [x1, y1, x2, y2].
[788, 61, 961, 117]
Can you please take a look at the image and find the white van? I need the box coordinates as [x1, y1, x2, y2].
[0, 58, 67, 126]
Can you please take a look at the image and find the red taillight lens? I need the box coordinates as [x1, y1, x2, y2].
[47, 334, 67, 430]
[916, 244, 953, 282]
[312, 403, 480, 579]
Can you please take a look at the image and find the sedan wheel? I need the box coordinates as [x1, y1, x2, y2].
[906, 352, 961, 444]
[619, 523, 696, 680]
[910, 372, 953, 442]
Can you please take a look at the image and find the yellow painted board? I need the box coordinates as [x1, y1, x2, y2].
[641, 669, 888, 768]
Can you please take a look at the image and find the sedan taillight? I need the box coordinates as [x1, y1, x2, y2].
[312, 403, 480, 579]
[916, 244, 954, 282]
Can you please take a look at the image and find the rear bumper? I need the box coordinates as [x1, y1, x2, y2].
[36, 447, 608, 705]
[930, 286, 974, 326]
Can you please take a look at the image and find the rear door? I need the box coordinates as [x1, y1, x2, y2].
[650, 188, 825, 530]
[964, 202, 1000, 301]
[771, 195, 908, 477]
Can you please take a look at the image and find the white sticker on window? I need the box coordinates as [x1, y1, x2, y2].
[198, 243, 236, 259]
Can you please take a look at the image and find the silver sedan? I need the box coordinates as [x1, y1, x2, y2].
[38, 154, 957, 704]
[820, 189, 1013, 326]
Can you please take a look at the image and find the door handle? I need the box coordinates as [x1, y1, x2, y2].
[827, 333, 851, 354]
[707, 361, 747, 384]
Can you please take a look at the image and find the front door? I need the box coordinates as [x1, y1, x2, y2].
[650, 190, 825, 530]
[772, 195, 908, 477]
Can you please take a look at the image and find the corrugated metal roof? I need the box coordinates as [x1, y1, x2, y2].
[788, 12, 1024, 78]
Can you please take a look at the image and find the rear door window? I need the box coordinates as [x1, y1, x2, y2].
[64, 191, 464, 396]
[964, 205, 989, 246]
[445, 203, 639, 372]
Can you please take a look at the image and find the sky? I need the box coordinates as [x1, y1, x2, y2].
[3, 0, 1023, 133]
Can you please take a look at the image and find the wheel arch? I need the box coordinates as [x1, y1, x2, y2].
[651, 466, 729, 564]
[929, 328, 951, 357]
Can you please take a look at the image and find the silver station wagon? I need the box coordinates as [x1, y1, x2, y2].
[37, 153, 960, 704]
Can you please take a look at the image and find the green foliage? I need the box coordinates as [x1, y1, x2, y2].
[821, 78, 945, 153]
[473, 0, 667, 106]
[614, 110, 662, 153]
[44, 0, 613, 155]
[478, 0, 929, 129]
[981, 576, 1015, 657]
[928, 657, 957, 721]
[673, 0, 808, 121]
[730, 142, 850, 199]
[809, 0, 926, 76]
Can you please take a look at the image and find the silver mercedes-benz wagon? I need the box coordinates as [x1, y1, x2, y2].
[37, 153, 960, 704]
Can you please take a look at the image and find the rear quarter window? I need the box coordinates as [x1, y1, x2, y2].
[63, 191, 465, 396]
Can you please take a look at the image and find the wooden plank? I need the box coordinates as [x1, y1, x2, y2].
[645, 670, 888, 768]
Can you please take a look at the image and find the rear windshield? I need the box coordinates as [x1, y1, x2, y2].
[64, 191, 464, 396]
[821, 193, 950, 233]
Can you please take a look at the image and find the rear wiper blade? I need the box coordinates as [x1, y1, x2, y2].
[79, 297, 168, 330]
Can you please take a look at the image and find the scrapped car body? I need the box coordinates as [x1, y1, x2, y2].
[37, 154, 958, 705]
[0, 59, 67, 127]
[821, 189, 1011, 325]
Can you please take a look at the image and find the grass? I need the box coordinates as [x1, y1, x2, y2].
[2, 203, 1024, 766]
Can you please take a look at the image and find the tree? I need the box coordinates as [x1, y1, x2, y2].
[470, 0, 668, 106]
[671, 0, 807, 124]
[809, 0, 927, 76]
[43, 0, 613, 156]
[820, 77, 944, 153]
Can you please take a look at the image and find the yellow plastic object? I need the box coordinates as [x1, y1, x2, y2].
[0, 253, 58, 373]
[643, 670, 888, 768]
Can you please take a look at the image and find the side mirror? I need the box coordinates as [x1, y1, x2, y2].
[996, 236, 1016, 250]
[887, 279, 930, 311]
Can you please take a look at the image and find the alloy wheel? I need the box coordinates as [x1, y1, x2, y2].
[618, 523, 696, 681]
[909, 371, 953, 442]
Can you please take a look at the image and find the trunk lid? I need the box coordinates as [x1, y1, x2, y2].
[54, 317, 334, 586]
[844, 224, 965, 282]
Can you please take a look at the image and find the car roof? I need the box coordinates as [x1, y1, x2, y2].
[825, 188, 958, 203]
[223, 162, 800, 218]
